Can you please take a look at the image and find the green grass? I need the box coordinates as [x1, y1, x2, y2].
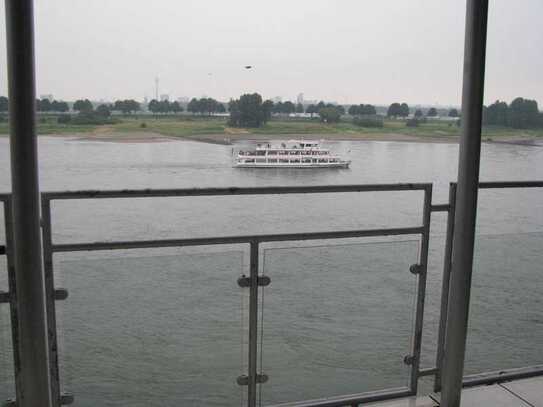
[112, 117, 227, 136]
[1, 116, 542, 140]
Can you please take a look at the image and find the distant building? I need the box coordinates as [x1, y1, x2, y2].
[160, 94, 169, 101]
[297, 93, 304, 105]
[40, 94, 53, 101]
[177, 97, 190, 103]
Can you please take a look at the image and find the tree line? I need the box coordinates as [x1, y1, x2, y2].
[2, 94, 541, 130]
[483, 98, 541, 129]
[227, 94, 351, 127]
[148, 99, 183, 114]
[187, 98, 226, 115]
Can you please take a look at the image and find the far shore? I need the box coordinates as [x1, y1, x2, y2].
[33, 131, 542, 147]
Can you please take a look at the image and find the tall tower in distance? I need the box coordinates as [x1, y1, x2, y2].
[297, 93, 304, 105]
[155, 77, 159, 101]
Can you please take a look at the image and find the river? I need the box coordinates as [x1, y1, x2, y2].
[0, 136, 542, 406]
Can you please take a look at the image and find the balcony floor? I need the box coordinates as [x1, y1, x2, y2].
[365, 376, 542, 407]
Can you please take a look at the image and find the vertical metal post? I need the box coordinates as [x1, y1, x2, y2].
[434, 184, 456, 392]
[3, 199, 23, 402]
[441, 1, 489, 406]
[4, 0, 53, 406]
[41, 199, 61, 405]
[248, 241, 259, 407]
[409, 186, 432, 393]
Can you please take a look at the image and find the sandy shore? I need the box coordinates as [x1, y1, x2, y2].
[3, 130, 541, 146]
[68, 131, 461, 145]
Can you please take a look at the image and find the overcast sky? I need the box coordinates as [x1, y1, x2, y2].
[0, 0, 541, 106]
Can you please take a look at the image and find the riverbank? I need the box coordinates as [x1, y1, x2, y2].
[1, 117, 542, 145]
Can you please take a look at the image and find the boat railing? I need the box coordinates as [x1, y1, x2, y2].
[1, 181, 542, 406]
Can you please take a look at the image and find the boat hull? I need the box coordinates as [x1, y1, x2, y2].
[234, 161, 350, 169]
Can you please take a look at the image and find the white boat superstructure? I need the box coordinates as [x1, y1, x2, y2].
[234, 141, 351, 168]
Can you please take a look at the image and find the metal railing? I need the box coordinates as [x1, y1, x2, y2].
[434, 181, 543, 393]
[1, 181, 542, 407]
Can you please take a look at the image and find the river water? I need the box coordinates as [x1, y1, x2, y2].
[0, 136, 542, 406]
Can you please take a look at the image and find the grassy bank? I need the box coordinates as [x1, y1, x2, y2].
[1, 116, 542, 141]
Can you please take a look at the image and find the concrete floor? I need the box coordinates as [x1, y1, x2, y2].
[364, 376, 542, 406]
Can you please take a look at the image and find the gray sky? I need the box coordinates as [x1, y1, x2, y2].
[0, 0, 541, 106]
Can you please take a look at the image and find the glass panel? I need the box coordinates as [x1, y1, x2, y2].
[465, 232, 543, 375]
[54, 248, 248, 407]
[259, 239, 420, 405]
[0, 295, 15, 402]
[51, 191, 424, 245]
[0, 201, 15, 402]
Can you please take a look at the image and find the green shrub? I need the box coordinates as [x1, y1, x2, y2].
[57, 115, 71, 124]
[352, 116, 383, 128]
[71, 112, 120, 125]
[140, 122, 147, 128]
[406, 118, 420, 127]
[318, 107, 341, 123]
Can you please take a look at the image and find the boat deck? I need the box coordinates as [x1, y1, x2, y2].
[364, 376, 543, 407]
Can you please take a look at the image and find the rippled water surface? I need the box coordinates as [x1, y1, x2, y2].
[0, 136, 542, 405]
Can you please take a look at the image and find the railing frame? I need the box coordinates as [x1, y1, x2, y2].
[434, 181, 543, 393]
[2, 181, 543, 406]
[40, 183, 431, 407]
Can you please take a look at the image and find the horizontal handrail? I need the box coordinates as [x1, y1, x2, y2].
[41, 183, 432, 200]
[2, 181, 542, 202]
[51, 226, 424, 253]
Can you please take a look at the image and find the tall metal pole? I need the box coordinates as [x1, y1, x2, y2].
[4, 1, 53, 406]
[440, 1, 489, 406]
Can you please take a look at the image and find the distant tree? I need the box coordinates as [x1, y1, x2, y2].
[228, 93, 269, 128]
[51, 100, 69, 112]
[318, 107, 341, 123]
[187, 98, 200, 114]
[262, 100, 274, 121]
[414, 109, 423, 118]
[272, 101, 283, 114]
[484, 100, 508, 126]
[96, 104, 112, 117]
[350, 104, 377, 116]
[148, 99, 160, 114]
[73, 99, 93, 113]
[387, 103, 402, 117]
[399, 103, 409, 118]
[186, 97, 222, 115]
[448, 108, 459, 118]
[336, 105, 346, 115]
[427, 107, 438, 117]
[316, 101, 326, 111]
[171, 101, 183, 114]
[362, 104, 377, 115]
[37, 98, 52, 112]
[306, 104, 317, 117]
[114, 99, 140, 115]
[508, 97, 539, 128]
[282, 101, 296, 114]
[0, 96, 8, 112]
[295, 103, 304, 114]
[348, 105, 359, 116]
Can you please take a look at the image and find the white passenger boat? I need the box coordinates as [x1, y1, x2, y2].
[234, 141, 350, 168]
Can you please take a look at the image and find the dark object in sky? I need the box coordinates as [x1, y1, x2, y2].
[244, 65, 252, 69]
